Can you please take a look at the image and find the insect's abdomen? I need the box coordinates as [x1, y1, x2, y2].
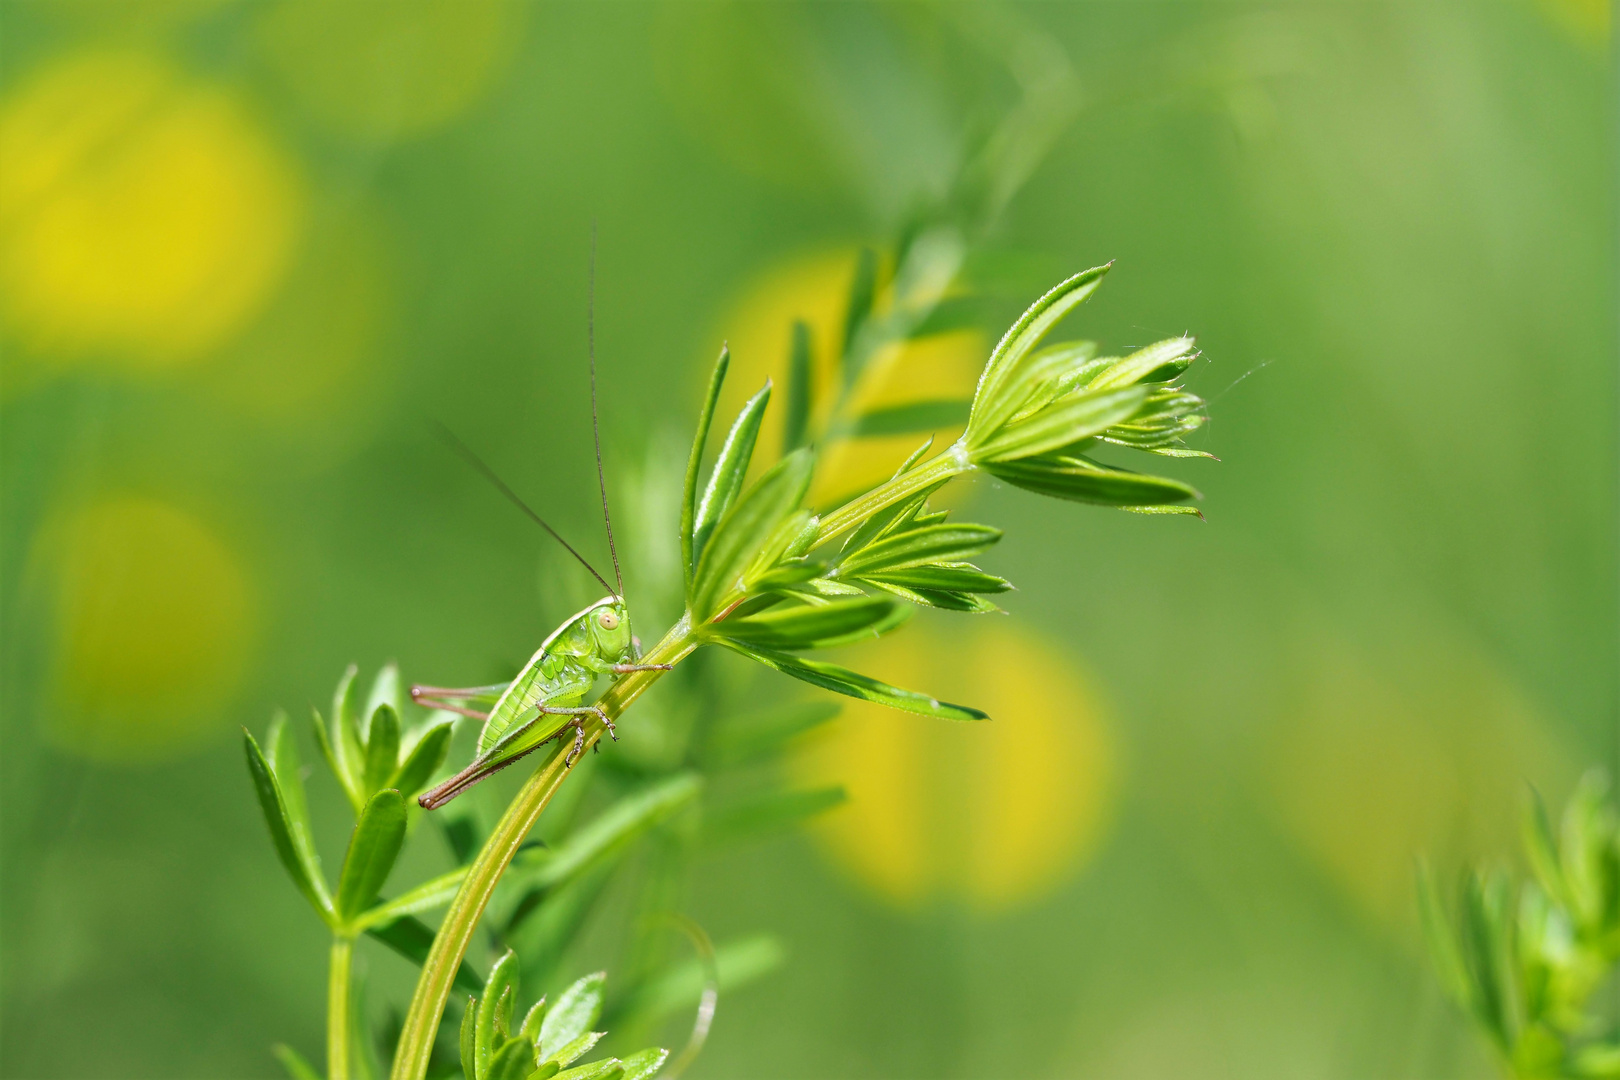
[477, 655, 585, 755]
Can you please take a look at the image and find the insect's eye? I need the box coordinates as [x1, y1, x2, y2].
[597, 610, 620, 631]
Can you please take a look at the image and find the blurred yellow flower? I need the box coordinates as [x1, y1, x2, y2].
[38, 495, 258, 761]
[1535, 0, 1610, 48]
[792, 620, 1116, 911]
[256, 0, 524, 141]
[0, 50, 304, 371]
[714, 246, 985, 504]
[1266, 617, 1572, 930]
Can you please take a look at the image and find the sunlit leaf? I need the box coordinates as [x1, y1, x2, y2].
[1087, 336, 1197, 391]
[691, 449, 813, 621]
[714, 596, 898, 650]
[860, 564, 1011, 594]
[620, 1047, 669, 1080]
[986, 454, 1198, 507]
[840, 523, 1001, 575]
[362, 704, 400, 798]
[682, 346, 730, 594]
[539, 972, 606, 1057]
[477, 951, 521, 1080]
[335, 789, 407, 925]
[551, 1060, 623, 1080]
[971, 263, 1110, 426]
[973, 386, 1148, 463]
[716, 640, 988, 721]
[331, 664, 367, 812]
[543, 1030, 604, 1067]
[243, 728, 332, 921]
[693, 381, 772, 568]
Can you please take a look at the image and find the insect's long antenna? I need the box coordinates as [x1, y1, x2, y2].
[588, 222, 624, 597]
[432, 422, 615, 595]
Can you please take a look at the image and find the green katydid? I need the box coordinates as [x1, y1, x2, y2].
[415, 262, 669, 812]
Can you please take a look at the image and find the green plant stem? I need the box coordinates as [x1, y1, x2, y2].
[389, 622, 697, 1080]
[812, 445, 970, 546]
[329, 936, 353, 1080]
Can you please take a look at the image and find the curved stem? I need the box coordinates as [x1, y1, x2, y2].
[328, 936, 353, 1080]
[389, 622, 696, 1080]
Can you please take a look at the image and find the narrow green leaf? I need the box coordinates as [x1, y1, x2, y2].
[692, 449, 814, 621]
[841, 523, 1001, 575]
[519, 997, 548, 1043]
[539, 972, 606, 1056]
[852, 399, 971, 438]
[477, 952, 522, 1080]
[362, 704, 400, 797]
[336, 789, 407, 924]
[1087, 336, 1197, 391]
[973, 342, 1100, 442]
[985, 455, 1198, 507]
[459, 995, 479, 1080]
[389, 721, 453, 799]
[749, 559, 830, 592]
[1522, 786, 1568, 908]
[515, 775, 701, 894]
[351, 867, 468, 932]
[263, 713, 331, 913]
[366, 916, 482, 994]
[332, 664, 366, 812]
[714, 596, 897, 650]
[703, 701, 842, 767]
[707, 785, 847, 844]
[693, 381, 772, 567]
[487, 1037, 536, 1080]
[682, 346, 730, 594]
[543, 1030, 603, 1067]
[363, 662, 404, 734]
[974, 386, 1148, 463]
[841, 246, 878, 361]
[308, 705, 341, 786]
[861, 564, 1011, 594]
[839, 479, 948, 555]
[716, 640, 989, 721]
[783, 320, 812, 453]
[620, 1048, 670, 1080]
[272, 1044, 322, 1080]
[1416, 861, 1473, 1009]
[971, 263, 1111, 427]
[552, 1061, 622, 1080]
[866, 579, 1002, 612]
[244, 728, 332, 921]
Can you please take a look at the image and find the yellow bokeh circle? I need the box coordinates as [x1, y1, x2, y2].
[713, 246, 986, 504]
[256, 0, 524, 141]
[0, 50, 304, 370]
[39, 496, 258, 761]
[791, 620, 1116, 911]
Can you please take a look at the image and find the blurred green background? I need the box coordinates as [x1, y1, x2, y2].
[1, 1, 1614, 1077]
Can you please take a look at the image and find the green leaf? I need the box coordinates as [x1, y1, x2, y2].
[514, 775, 701, 894]
[460, 996, 479, 1080]
[519, 997, 548, 1042]
[749, 559, 830, 593]
[351, 866, 468, 932]
[716, 640, 988, 721]
[852, 399, 972, 438]
[865, 579, 1002, 613]
[1522, 786, 1568, 909]
[1087, 337, 1197, 391]
[841, 523, 1001, 575]
[973, 386, 1148, 463]
[336, 789, 407, 925]
[692, 381, 772, 568]
[971, 263, 1111, 426]
[682, 346, 730, 594]
[703, 700, 842, 767]
[366, 916, 482, 994]
[972, 341, 1101, 442]
[272, 1043, 322, 1080]
[714, 596, 899, 651]
[244, 728, 332, 921]
[985, 455, 1199, 507]
[783, 320, 812, 453]
[552, 1061, 622, 1080]
[363, 662, 404, 734]
[486, 1035, 535, 1080]
[332, 664, 367, 812]
[707, 785, 847, 845]
[363, 704, 400, 798]
[263, 713, 331, 909]
[389, 721, 453, 799]
[691, 449, 814, 621]
[840, 246, 878, 360]
[1416, 862, 1473, 1009]
[861, 564, 1011, 594]
[308, 704, 341, 785]
[839, 478, 948, 555]
[620, 1048, 669, 1080]
[477, 951, 522, 1079]
[539, 972, 605, 1056]
[543, 1030, 603, 1067]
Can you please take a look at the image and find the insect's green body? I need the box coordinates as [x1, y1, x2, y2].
[416, 596, 645, 809]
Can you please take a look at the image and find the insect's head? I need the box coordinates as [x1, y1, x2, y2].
[588, 596, 633, 660]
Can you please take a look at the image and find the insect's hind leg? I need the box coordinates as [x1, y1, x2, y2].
[410, 682, 507, 721]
